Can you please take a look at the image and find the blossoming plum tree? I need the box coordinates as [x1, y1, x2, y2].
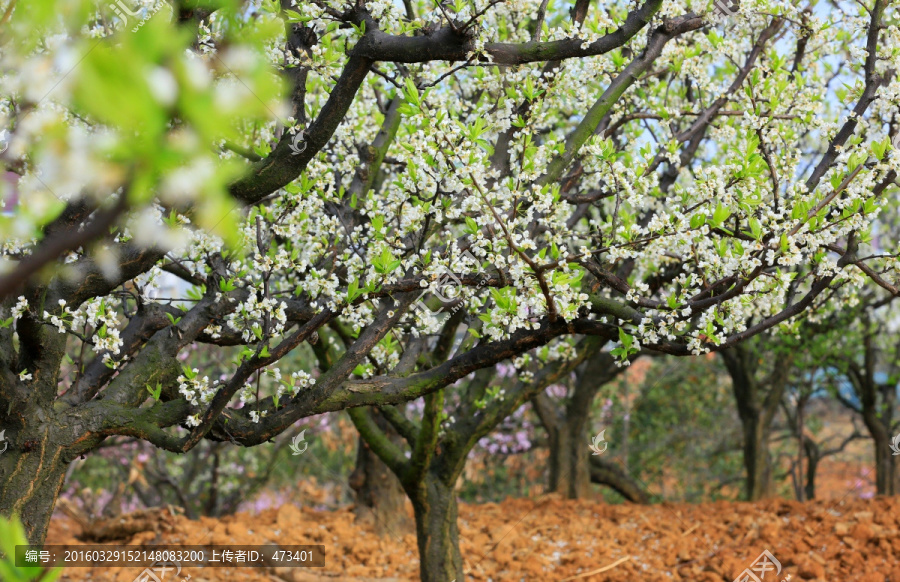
[1, 2, 898, 577]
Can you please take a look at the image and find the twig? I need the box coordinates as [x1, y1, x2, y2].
[681, 523, 700, 537]
[532, 0, 551, 41]
[558, 556, 632, 581]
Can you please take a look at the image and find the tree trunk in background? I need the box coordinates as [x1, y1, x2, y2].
[862, 391, 896, 496]
[533, 353, 622, 500]
[545, 402, 592, 499]
[850, 335, 898, 496]
[347, 340, 608, 582]
[871, 432, 896, 496]
[349, 412, 411, 535]
[894, 456, 900, 497]
[589, 456, 649, 503]
[741, 415, 775, 500]
[0, 426, 70, 544]
[408, 473, 462, 582]
[802, 436, 820, 501]
[721, 347, 789, 502]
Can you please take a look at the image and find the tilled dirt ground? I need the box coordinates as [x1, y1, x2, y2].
[46, 495, 900, 581]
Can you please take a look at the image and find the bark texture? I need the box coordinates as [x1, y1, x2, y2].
[349, 414, 412, 535]
[408, 475, 462, 582]
[0, 421, 71, 544]
[847, 335, 898, 495]
[532, 353, 631, 500]
[721, 345, 792, 501]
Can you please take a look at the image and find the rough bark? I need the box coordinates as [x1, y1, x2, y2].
[408, 474, 462, 582]
[532, 353, 624, 499]
[721, 345, 791, 501]
[741, 415, 776, 500]
[544, 404, 591, 498]
[349, 413, 412, 535]
[0, 426, 71, 545]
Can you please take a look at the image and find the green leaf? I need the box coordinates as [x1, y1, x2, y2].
[791, 201, 808, 221]
[871, 137, 889, 160]
[711, 203, 731, 227]
[347, 278, 362, 302]
[0, 515, 62, 581]
[830, 172, 843, 190]
[748, 217, 762, 239]
[403, 77, 420, 106]
[146, 382, 162, 401]
[666, 293, 679, 309]
[186, 284, 206, 301]
[618, 327, 633, 350]
[846, 150, 867, 172]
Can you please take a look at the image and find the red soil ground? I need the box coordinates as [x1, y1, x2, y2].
[47, 493, 900, 582]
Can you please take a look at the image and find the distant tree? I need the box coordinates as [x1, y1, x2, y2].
[780, 373, 864, 501]
[531, 353, 639, 500]
[345, 334, 602, 581]
[829, 308, 900, 495]
[720, 340, 794, 500]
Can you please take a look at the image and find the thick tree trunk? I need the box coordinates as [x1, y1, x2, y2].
[535, 352, 621, 500]
[741, 415, 774, 501]
[349, 429, 412, 535]
[0, 430, 70, 545]
[857, 369, 897, 496]
[409, 475, 462, 582]
[870, 428, 896, 496]
[547, 406, 592, 499]
[722, 347, 786, 501]
[845, 333, 899, 496]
